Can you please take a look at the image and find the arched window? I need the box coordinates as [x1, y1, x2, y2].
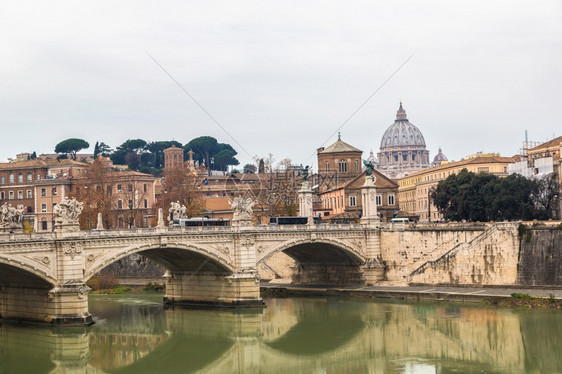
[325, 162, 330, 172]
[9, 173, 14, 183]
[338, 160, 348, 173]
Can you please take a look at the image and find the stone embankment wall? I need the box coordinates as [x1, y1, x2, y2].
[381, 224, 486, 283]
[381, 223, 520, 285]
[517, 226, 562, 285]
[384, 222, 562, 287]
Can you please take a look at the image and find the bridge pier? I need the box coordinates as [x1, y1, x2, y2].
[163, 271, 262, 307]
[0, 283, 91, 325]
[163, 219, 264, 308]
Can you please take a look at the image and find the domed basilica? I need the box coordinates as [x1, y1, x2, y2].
[376, 103, 431, 179]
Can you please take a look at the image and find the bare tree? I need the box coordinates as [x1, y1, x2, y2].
[70, 157, 116, 229]
[157, 166, 204, 222]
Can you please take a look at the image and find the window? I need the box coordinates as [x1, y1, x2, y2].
[52, 203, 57, 210]
[144, 199, 148, 209]
[0, 192, 4, 199]
[355, 160, 360, 172]
[338, 160, 348, 173]
[41, 219, 48, 230]
[41, 203, 47, 213]
[325, 162, 329, 172]
[128, 199, 133, 208]
[27, 190, 32, 198]
[127, 184, 133, 192]
[18, 173, 23, 183]
[0, 176, 4, 184]
[27, 172, 32, 181]
[376, 194, 382, 206]
[52, 187, 57, 196]
[37, 174, 40, 180]
[117, 184, 122, 193]
[349, 196, 357, 207]
[17, 190, 23, 199]
[9, 191, 14, 199]
[117, 199, 123, 209]
[9, 174, 14, 183]
[41, 188, 46, 197]
[143, 184, 148, 193]
[388, 194, 395, 205]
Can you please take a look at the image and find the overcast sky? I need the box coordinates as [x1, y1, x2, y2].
[1, 1, 561, 169]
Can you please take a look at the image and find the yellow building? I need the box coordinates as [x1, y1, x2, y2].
[398, 155, 514, 222]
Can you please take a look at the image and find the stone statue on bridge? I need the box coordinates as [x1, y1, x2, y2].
[53, 197, 83, 225]
[229, 197, 254, 221]
[169, 201, 187, 221]
[0, 203, 24, 229]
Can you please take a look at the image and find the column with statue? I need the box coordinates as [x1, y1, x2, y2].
[360, 160, 384, 285]
[297, 165, 314, 225]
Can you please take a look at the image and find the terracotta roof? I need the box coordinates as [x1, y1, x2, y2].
[320, 139, 362, 154]
[0, 158, 87, 170]
[528, 136, 562, 152]
[205, 197, 232, 211]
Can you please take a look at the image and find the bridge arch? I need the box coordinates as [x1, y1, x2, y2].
[0, 257, 57, 287]
[258, 238, 366, 286]
[85, 241, 235, 282]
[258, 238, 366, 266]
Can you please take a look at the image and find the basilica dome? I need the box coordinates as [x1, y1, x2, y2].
[376, 103, 431, 179]
[380, 103, 426, 149]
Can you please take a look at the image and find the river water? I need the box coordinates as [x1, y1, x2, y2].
[1, 293, 562, 373]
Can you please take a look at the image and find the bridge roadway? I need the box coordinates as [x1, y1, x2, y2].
[0, 221, 383, 325]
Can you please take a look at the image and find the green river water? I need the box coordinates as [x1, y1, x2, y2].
[1, 293, 562, 373]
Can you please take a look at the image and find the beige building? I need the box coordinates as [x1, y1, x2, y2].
[34, 179, 73, 231]
[0, 158, 88, 230]
[398, 155, 514, 222]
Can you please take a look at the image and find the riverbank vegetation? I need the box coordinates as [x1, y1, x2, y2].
[487, 293, 562, 309]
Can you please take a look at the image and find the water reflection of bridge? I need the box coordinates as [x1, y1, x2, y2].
[2, 298, 561, 373]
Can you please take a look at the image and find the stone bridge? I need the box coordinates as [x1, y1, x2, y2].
[0, 221, 384, 325]
[0, 178, 525, 325]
